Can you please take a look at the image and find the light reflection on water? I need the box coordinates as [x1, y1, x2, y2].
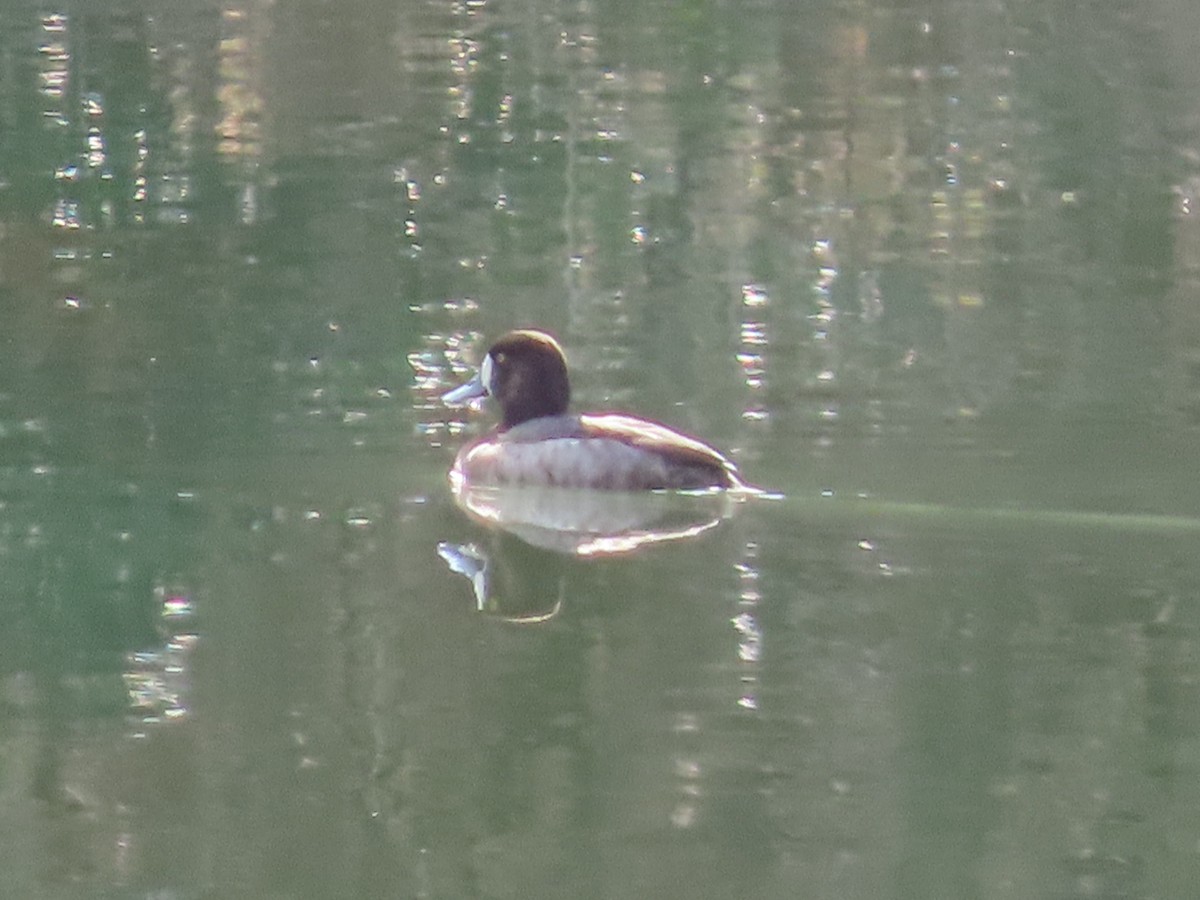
[2, 0, 1200, 897]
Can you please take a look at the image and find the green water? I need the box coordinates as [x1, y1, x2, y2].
[2, 0, 1200, 897]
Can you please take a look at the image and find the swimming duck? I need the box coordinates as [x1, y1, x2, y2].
[441, 329, 750, 491]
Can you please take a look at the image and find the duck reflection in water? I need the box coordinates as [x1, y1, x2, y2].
[437, 484, 736, 620]
[437, 329, 757, 618]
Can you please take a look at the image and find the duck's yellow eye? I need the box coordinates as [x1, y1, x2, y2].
[494, 352, 506, 365]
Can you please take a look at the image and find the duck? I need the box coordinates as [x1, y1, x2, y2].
[441, 329, 751, 491]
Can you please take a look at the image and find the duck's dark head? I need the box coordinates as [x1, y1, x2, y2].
[442, 329, 571, 429]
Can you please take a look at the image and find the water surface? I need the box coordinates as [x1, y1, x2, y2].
[2, 0, 1200, 897]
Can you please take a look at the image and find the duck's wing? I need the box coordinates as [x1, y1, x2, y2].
[493, 413, 742, 490]
[577, 413, 741, 488]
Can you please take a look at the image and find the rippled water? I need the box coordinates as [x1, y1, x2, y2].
[2, 0, 1200, 897]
